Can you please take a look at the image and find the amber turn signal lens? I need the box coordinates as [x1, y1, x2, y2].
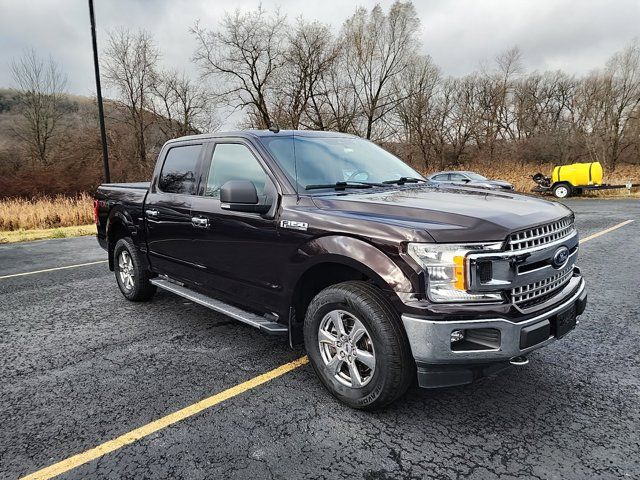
[453, 255, 466, 290]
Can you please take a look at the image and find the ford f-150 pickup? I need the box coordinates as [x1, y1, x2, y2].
[95, 130, 587, 409]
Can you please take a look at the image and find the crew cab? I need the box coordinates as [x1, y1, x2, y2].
[95, 130, 587, 409]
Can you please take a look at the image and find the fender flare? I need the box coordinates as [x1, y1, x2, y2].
[287, 235, 415, 295]
[105, 208, 138, 270]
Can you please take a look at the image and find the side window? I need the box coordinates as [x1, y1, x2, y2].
[158, 145, 201, 194]
[205, 143, 267, 198]
[432, 174, 448, 181]
[449, 173, 466, 181]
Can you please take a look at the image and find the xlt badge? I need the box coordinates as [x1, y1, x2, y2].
[280, 220, 308, 231]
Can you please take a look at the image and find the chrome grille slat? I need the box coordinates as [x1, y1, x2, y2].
[511, 265, 574, 305]
[508, 217, 575, 251]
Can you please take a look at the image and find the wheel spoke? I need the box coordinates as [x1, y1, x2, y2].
[347, 362, 363, 388]
[355, 349, 375, 369]
[349, 317, 367, 343]
[325, 354, 343, 376]
[330, 311, 347, 336]
[318, 328, 337, 345]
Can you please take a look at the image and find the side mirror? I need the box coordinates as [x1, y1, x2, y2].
[220, 180, 270, 214]
[461, 178, 471, 183]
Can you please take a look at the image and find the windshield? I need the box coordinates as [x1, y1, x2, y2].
[466, 173, 487, 181]
[259, 136, 422, 191]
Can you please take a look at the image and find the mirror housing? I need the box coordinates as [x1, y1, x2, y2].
[220, 180, 271, 214]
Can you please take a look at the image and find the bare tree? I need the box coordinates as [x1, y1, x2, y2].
[272, 19, 341, 129]
[342, 1, 421, 140]
[10, 48, 67, 165]
[152, 69, 218, 137]
[395, 55, 440, 168]
[192, 7, 287, 128]
[603, 39, 640, 168]
[102, 28, 159, 165]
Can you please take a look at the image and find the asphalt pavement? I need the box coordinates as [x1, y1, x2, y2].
[0, 198, 638, 479]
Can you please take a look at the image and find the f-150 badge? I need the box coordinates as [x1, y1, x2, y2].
[280, 220, 308, 231]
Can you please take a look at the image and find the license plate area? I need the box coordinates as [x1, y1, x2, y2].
[552, 304, 577, 338]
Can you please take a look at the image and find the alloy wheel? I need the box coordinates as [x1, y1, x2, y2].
[118, 250, 135, 291]
[318, 309, 376, 388]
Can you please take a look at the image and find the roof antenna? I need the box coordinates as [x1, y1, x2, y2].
[268, 121, 280, 133]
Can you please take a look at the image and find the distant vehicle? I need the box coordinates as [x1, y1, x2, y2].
[94, 130, 586, 409]
[532, 161, 639, 198]
[427, 171, 514, 190]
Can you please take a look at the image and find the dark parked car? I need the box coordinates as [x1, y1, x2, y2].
[427, 171, 514, 190]
[95, 130, 586, 409]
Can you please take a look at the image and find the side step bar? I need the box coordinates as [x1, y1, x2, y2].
[150, 278, 288, 335]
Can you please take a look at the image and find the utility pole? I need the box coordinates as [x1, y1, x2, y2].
[88, 0, 110, 183]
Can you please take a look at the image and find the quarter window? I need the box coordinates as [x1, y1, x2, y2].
[158, 145, 201, 194]
[205, 143, 267, 198]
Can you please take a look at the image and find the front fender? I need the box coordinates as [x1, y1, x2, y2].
[291, 235, 415, 293]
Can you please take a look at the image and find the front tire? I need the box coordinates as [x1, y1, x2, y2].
[113, 237, 156, 301]
[304, 281, 414, 410]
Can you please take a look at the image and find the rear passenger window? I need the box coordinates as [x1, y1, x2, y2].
[205, 143, 267, 198]
[158, 145, 201, 194]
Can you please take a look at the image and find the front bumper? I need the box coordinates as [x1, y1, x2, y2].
[402, 279, 587, 388]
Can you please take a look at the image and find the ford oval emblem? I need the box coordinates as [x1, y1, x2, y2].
[551, 246, 570, 269]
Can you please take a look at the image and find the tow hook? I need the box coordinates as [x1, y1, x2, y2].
[510, 356, 529, 366]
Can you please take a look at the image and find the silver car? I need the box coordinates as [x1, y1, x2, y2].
[427, 171, 514, 190]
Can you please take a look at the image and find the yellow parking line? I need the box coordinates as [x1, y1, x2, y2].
[21, 356, 308, 480]
[579, 220, 634, 244]
[16, 218, 635, 480]
[0, 260, 108, 280]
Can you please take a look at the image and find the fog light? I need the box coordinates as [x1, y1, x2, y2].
[450, 329, 465, 343]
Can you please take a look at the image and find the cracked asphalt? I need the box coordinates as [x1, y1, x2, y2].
[1, 198, 638, 479]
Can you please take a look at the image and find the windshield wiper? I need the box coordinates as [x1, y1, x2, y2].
[305, 181, 382, 191]
[382, 177, 428, 185]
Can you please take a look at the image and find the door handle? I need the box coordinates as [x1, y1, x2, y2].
[191, 216, 209, 228]
[145, 209, 160, 219]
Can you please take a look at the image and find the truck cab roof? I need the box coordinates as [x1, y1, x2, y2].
[165, 129, 357, 145]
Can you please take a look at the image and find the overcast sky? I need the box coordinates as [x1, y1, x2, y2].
[1, 0, 638, 97]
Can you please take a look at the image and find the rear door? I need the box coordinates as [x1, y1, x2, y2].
[144, 141, 206, 282]
[189, 139, 285, 313]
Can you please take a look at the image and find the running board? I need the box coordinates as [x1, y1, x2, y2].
[150, 278, 288, 335]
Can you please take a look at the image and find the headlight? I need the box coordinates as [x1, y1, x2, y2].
[407, 242, 503, 303]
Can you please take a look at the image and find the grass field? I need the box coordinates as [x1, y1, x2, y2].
[0, 193, 94, 231]
[0, 224, 96, 243]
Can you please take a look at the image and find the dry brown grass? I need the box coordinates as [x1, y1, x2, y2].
[0, 193, 94, 231]
[0, 224, 96, 243]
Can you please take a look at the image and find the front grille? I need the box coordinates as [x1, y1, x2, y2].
[508, 217, 575, 251]
[511, 265, 574, 307]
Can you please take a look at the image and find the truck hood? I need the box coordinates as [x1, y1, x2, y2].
[311, 184, 572, 243]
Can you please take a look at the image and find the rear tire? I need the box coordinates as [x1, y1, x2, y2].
[304, 281, 414, 410]
[113, 237, 156, 301]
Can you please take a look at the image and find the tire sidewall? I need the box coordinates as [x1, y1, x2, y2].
[304, 288, 401, 408]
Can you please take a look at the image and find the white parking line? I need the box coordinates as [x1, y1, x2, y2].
[0, 260, 108, 280]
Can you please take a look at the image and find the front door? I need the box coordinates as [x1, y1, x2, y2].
[189, 140, 285, 314]
[145, 142, 205, 283]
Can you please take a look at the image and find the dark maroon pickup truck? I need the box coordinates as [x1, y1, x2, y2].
[95, 130, 587, 409]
